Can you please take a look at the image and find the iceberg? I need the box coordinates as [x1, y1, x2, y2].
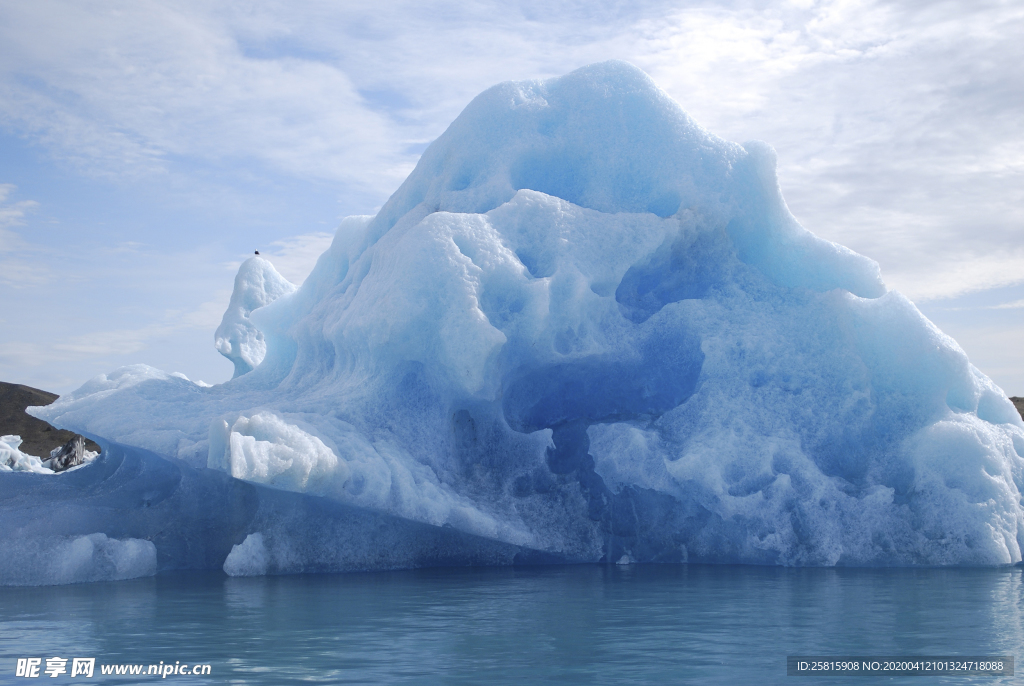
[1, 435, 99, 474]
[1, 435, 52, 474]
[8, 61, 1024, 578]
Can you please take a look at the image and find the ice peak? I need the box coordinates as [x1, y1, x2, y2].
[369, 61, 732, 239]
[215, 256, 296, 378]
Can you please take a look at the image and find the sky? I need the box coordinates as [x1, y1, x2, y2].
[0, 0, 1022, 395]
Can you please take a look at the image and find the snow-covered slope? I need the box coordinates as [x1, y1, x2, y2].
[20, 61, 1024, 572]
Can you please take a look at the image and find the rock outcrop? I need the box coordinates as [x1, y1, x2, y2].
[0, 382, 100, 458]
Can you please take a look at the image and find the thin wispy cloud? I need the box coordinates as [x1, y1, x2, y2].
[0, 1, 408, 195]
[0, 184, 52, 288]
[0, 183, 37, 247]
[51, 298, 226, 358]
[261, 232, 337, 285]
[988, 299, 1024, 311]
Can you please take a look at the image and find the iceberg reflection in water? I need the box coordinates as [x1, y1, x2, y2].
[1, 564, 1021, 685]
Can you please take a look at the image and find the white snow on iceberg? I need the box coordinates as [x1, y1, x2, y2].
[19, 61, 1024, 571]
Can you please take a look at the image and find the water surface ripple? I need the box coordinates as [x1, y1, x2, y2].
[1, 564, 1021, 684]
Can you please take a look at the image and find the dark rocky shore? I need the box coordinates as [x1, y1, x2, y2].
[0, 382, 101, 458]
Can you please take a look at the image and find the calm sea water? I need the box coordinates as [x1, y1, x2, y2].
[1, 564, 1021, 685]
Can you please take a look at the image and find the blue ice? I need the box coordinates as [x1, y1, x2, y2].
[7, 62, 1024, 583]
